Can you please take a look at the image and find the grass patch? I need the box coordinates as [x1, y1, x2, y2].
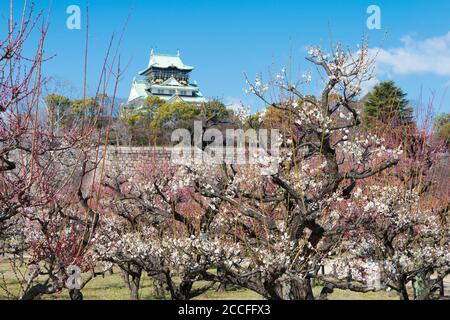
[0, 259, 398, 300]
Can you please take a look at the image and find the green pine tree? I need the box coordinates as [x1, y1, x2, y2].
[363, 81, 413, 126]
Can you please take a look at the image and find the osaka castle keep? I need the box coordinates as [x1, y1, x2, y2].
[128, 49, 207, 105]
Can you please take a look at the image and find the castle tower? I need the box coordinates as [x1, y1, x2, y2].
[128, 50, 207, 105]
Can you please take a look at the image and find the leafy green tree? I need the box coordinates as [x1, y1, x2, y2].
[120, 99, 235, 146]
[45, 94, 71, 130]
[151, 101, 200, 128]
[150, 101, 200, 145]
[198, 99, 231, 126]
[435, 113, 450, 144]
[45, 94, 119, 132]
[245, 112, 262, 130]
[121, 96, 165, 125]
[70, 97, 104, 127]
[119, 97, 166, 145]
[363, 81, 413, 126]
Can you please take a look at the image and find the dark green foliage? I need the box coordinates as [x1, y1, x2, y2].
[363, 81, 414, 126]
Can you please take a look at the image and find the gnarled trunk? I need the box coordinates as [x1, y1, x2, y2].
[274, 278, 314, 300]
[69, 288, 84, 300]
[20, 283, 55, 300]
[175, 280, 194, 300]
[120, 268, 142, 300]
[129, 274, 141, 300]
[398, 282, 410, 300]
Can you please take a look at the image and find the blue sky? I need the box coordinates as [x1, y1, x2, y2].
[2, 0, 450, 115]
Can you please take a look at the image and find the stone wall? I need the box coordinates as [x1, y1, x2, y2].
[99, 146, 173, 177]
[99, 145, 283, 178]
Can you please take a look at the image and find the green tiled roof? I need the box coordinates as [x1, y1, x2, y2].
[139, 51, 194, 75]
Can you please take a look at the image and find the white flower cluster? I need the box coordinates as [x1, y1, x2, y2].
[343, 184, 450, 283]
[290, 162, 326, 194]
[294, 102, 333, 131]
[230, 232, 302, 280]
[307, 43, 373, 97]
[250, 135, 283, 176]
[95, 219, 244, 278]
[235, 104, 251, 123]
[328, 258, 382, 286]
[353, 185, 419, 227]
[301, 72, 313, 84]
[339, 133, 402, 165]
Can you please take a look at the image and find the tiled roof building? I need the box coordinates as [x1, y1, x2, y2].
[128, 50, 207, 106]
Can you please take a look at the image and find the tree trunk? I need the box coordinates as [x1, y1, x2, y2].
[275, 278, 314, 300]
[129, 273, 141, 300]
[288, 278, 314, 300]
[152, 274, 166, 299]
[69, 288, 83, 300]
[398, 282, 410, 300]
[439, 279, 445, 298]
[177, 280, 194, 300]
[217, 266, 227, 292]
[21, 284, 52, 300]
[120, 269, 142, 300]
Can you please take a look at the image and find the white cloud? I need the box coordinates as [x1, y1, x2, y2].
[372, 32, 450, 76]
[360, 76, 380, 96]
